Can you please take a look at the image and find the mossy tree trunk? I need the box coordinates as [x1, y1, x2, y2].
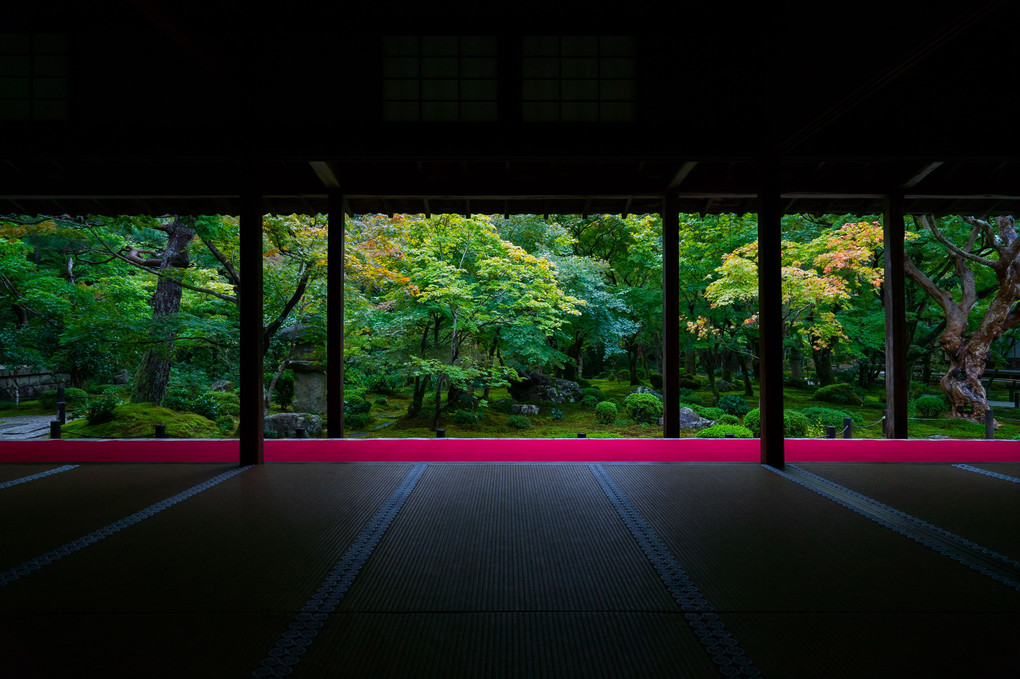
[131, 217, 195, 406]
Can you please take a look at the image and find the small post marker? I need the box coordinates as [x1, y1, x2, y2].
[154, 424, 167, 438]
[577, 432, 586, 438]
[843, 417, 853, 439]
[50, 421, 61, 439]
[984, 409, 995, 439]
[436, 429, 446, 438]
[294, 427, 307, 439]
[825, 425, 836, 439]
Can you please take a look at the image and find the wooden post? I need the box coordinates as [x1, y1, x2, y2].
[985, 409, 995, 439]
[883, 192, 909, 439]
[758, 158, 784, 467]
[327, 191, 345, 438]
[661, 195, 681, 438]
[239, 163, 264, 465]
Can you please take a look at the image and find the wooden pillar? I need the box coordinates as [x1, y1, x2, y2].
[327, 191, 345, 438]
[883, 192, 909, 438]
[661, 195, 681, 438]
[239, 163, 264, 465]
[758, 158, 784, 467]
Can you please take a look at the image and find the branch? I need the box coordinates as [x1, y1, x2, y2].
[961, 216, 1002, 256]
[262, 261, 310, 347]
[919, 215, 997, 269]
[200, 235, 240, 287]
[903, 255, 955, 317]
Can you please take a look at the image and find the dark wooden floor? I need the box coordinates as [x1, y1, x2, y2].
[0, 461, 1017, 677]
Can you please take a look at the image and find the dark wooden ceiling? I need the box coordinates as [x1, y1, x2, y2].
[2, 1, 1018, 218]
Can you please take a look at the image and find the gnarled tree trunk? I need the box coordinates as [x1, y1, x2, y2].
[904, 215, 1020, 426]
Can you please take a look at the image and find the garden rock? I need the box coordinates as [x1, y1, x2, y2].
[714, 379, 733, 392]
[513, 404, 540, 416]
[113, 369, 132, 385]
[263, 412, 323, 438]
[209, 380, 235, 392]
[509, 370, 583, 403]
[631, 386, 663, 400]
[672, 407, 715, 431]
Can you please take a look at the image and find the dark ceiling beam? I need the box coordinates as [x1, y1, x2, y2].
[902, 161, 944, 188]
[667, 161, 698, 189]
[309, 161, 341, 189]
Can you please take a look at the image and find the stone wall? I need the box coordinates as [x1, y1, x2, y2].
[0, 367, 70, 401]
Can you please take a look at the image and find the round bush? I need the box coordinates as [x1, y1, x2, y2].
[595, 400, 618, 424]
[345, 412, 372, 429]
[206, 391, 240, 417]
[39, 388, 88, 409]
[677, 374, 703, 390]
[649, 372, 663, 390]
[623, 392, 663, 424]
[717, 394, 750, 417]
[911, 395, 950, 418]
[86, 396, 119, 425]
[581, 394, 598, 408]
[454, 409, 481, 425]
[718, 414, 740, 425]
[215, 415, 236, 435]
[695, 424, 753, 438]
[507, 414, 532, 429]
[492, 398, 515, 414]
[742, 408, 811, 437]
[344, 394, 371, 415]
[812, 383, 864, 406]
[694, 406, 725, 421]
[801, 407, 863, 429]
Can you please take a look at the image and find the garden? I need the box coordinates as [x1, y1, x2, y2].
[1, 211, 1018, 440]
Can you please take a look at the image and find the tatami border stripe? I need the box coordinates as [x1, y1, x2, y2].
[0, 465, 250, 587]
[252, 463, 428, 678]
[953, 464, 1020, 484]
[0, 464, 78, 489]
[768, 464, 1020, 592]
[589, 464, 762, 678]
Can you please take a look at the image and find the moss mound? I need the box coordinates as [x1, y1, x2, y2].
[62, 403, 220, 438]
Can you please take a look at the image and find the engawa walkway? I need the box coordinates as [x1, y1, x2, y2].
[0, 460, 1018, 677]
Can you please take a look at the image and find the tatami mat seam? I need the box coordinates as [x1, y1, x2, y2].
[769, 464, 1020, 592]
[0, 465, 250, 588]
[588, 464, 763, 678]
[251, 463, 429, 678]
[0, 465, 78, 490]
[953, 464, 1020, 484]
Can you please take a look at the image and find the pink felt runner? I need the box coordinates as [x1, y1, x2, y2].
[0, 437, 1016, 463]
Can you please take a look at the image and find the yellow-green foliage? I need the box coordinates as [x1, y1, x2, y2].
[62, 403, 220, 438]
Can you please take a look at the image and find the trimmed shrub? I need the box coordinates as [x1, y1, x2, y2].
[163, 388, 222, 420]
[39, 388, 88, 409]
[717, 394, 751, 417]
[345, 412, 372, 429]
[375, 396, 388, 406]
[742, 408, 811, 437]
[550, 407, 564, 420]
[215, 415, 236, 435]
[581, 394, 599, 408]
[677, 374, 702, 390]
[86, 396, 119, 425]
[718, 414, 740, 425]
[492, 398, 515, 414]
[801, 407, 863, 430]
[206, 391, 240, 417]
[507, 414, 532, 430]
[695, 424, 753, 438]
[271, 370, 294, 408]
[623, 392, 663, 424]
[649, 372, 663, 390]
[454, 410, 481, 425]
[344, 394, 371, 415]
[910, 395, 950, 418]
[595, 401, 618, 424]
[692, 405, 725, 421]
[581, 387, 606, 402]
[813, 383, 864, 406]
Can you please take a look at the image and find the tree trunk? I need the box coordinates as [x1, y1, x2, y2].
[131, 218, 195, 405]
[812, 344, 835, 386]
[684, 350, 697, 374]
[740, 352, 754, 397]
[700, 347, 720, 404]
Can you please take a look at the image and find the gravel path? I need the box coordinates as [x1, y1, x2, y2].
[0, 414, 55, 440]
